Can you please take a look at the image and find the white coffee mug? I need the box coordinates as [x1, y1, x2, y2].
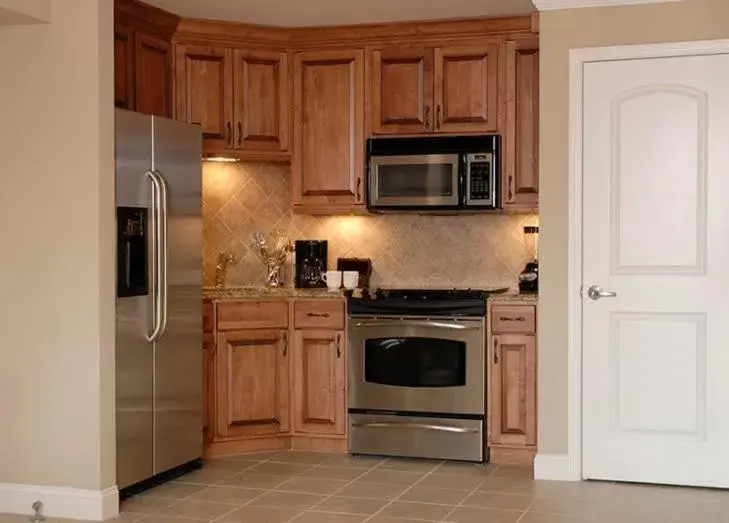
[342, 271, 359, 290]
[321, 271, 343, 291]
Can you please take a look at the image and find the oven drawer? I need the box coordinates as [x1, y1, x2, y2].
[349, 412, 484, 462]
[294, 300, 345, 329]
[491, 305, 536, 334]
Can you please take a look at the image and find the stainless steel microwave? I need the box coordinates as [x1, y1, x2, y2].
[366, 135, 499, 211]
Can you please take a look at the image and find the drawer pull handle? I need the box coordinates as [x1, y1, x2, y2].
[493, 337, 499, 364]
[499, 316, 526, 322]
[336, 333, 342, 358]
[307, 312, 330, 318]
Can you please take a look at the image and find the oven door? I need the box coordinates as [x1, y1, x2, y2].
[368, 154, 460, 208]
[348, 316, 485, 415]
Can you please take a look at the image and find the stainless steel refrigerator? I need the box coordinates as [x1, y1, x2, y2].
[115, 109, 203, 491]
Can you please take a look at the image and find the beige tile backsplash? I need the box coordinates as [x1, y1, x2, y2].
[202, 162, 538, 289]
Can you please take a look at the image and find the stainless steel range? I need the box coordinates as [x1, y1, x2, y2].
[348, 289, 488, 462]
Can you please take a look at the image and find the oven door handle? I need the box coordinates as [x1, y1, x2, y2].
[351, 421, 479, 434]
[353, 320, 480, 331]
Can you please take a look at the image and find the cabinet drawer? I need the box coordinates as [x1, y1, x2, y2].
[294, 300, 345, 329]
[217, 300, 288, 330]
[491, 305, 536, 334]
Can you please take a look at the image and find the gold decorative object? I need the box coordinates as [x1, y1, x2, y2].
[214, 252, 237, 290]
[251, 230, 294, 287]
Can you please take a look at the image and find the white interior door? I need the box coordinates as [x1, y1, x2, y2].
[582, 53, 729, 488]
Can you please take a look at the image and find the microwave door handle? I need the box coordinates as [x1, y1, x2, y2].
[353, 320, 479, 331]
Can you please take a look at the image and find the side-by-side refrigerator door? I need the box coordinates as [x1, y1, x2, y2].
[115, 109, 155, 490]
[152, 116, 203, 475]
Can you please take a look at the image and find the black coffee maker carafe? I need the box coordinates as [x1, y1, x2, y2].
[295, 240, 327, 288]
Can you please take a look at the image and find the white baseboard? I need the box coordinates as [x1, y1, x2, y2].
[534, 453, 581, 481]
[0, 483, 118, 521]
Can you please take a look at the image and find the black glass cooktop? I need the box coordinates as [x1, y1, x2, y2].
[348, 288, 490, 317]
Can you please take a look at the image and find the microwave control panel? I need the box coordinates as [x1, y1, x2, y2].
[466, 152, 495, 205]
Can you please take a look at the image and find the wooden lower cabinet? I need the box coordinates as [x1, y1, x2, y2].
[293, 329, 346, 435]
[490, 333, 536, 447]
[203, 332, 215, 444]
[215, 328, 290, 439]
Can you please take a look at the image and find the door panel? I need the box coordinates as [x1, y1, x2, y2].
[371, 48, 433, 134]
[152, 116, 203, 474]
[490, 334, 536, 446]
[115, 25, 135, 110]
[175, 45, 233, 150]
[434, 44, 499, 133]
[503, 39, 539, 211]
[292, 49, 365, 211]
[293, 330, 346, 435]
[216, 329, 290, 438]
[233, 49, 289, 152]
[134, 33, 172, 118]
[582, 54, 729, 487]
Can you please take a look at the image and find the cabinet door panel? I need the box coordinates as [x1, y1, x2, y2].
[216, 329, 290, 438]
[175, 45, 233, 150]
[434, 44, 499, 133]
[293, 49, 365, 211]
[115, 25, 135, 110]
[490, 334, 536, 446]
[134, 32, 171, 117]
[293, 330, 346, 435]
[371, 48, 433, 134]
[233, 50, 289, 152]
[503, 39, 539, 211]
[203, 332, 215, 444]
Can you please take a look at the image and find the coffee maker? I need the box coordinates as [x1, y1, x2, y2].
[518, 226, 539, 294]
[295, 240, 327, 288]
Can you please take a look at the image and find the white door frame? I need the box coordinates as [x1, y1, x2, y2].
[559, 38, 729, 482]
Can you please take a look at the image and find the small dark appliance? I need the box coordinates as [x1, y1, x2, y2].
[336, 258, 373, 289]
[295, 240, 327, 288]
[519, 226, 539, 294]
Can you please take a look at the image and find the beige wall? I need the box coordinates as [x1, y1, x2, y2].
[0, 0, 115, 493]
[539, 0, 729, 455]
[0, 0, 50, 24]
[203, 162, 538, 290]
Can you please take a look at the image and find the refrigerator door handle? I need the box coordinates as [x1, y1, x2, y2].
[144, 169, 164, 342]
[152, 169, 170, 338]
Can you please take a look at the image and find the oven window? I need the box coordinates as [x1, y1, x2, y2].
[377, 164, 455, 198]
[364, 337, 466, 388]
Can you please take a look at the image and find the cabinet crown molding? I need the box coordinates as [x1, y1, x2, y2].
[531, 0, 684, 11]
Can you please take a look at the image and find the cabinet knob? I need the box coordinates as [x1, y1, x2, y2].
[424, 106, 431, 130]
[356, 177, 362, 202]
[281, 330, 288, 357]
[226, 122, 232, 147]
[237, 122, 242, 147]
[507, 175, 514, 202]
[436, 105, 442, 130]
[493, 337, 500, 364]
[336, 333, 342, 358]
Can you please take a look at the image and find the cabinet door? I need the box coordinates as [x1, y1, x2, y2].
[371, 48, 433, 134]
[134, 32, 172, 117]
[293, 330, 346, 435]
[233, 49, 289, 153]
[503, 39, 539, 211]
[114, 24, 135, 110]
[202, 332, 215, 444]
[490, 334, 536, 446]
[216, 329, 290, 439]
[292, 49, 365, 212]
[175, 45, 233, 150]
[434, 44, 499, 133]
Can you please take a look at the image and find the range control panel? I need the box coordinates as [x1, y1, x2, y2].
[466, 153, 495, 205]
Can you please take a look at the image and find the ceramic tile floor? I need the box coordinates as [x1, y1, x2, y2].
[4, 451, 729, 523]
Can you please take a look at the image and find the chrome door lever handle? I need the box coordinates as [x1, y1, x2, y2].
[587, 285, 617, 301]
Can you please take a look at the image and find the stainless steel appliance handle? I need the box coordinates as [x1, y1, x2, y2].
[354, 320, 480, 331]
[351, 421, 479, 434]
[144, 170, 163, 342]
[153, 169, 169, 338]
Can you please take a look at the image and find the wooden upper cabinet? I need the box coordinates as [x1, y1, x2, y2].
[503, 38, 539, 211]
[292, 49, 365, 213]
[175, 45, 233, 151]
[233, 49, 289, 153]
[216, 329, 290, 439]
[293, 329, 346, 435]
[134, 33, 172, 117]
[434, 44, 500, 133]
[490, 333, 536, 447]
[371, 48, 433, 134]
[114, 25, 135, 110]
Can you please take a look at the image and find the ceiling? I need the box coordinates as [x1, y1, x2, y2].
[144, 0, 536, 27]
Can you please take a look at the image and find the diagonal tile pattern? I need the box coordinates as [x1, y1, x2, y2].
[202, 162, 539, 289]
[96, 450, 729, 523]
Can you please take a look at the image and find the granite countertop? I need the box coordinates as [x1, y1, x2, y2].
[488, 290, 538, 303]
[203, 286, 345, 300]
